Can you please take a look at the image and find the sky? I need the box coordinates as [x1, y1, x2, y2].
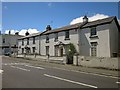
[1, 2, 119, 36]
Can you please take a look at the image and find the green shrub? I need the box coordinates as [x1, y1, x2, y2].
[66, 43, 77, 64]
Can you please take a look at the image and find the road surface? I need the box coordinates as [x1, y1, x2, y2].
[2, 56, 119, 88]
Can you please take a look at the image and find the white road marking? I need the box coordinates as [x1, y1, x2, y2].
[71, 70, 119, 79]
[24, 65, 45, 70]
[44, 74, 98, 88]
[50, 67, 119, 79]
[2, 63, 27, 66]
[116, 82, 120, 84]
[11, 66, 30, 71]
[0, 70, 3, 74]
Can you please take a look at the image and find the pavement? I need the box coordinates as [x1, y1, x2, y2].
[6, 56, 120, 78]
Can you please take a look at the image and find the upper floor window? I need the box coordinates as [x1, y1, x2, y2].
[22, 48, 24, 54]
[3, 38, 5, 43]
[27, 38, 29, 45]
[46, 35, 49, 43]
[33, 37, 35, 44]
[65, 30, 70, 40]
[54, 33, 58, 42]
[22, 39, 24, 45]
[90, 27, 97, 36]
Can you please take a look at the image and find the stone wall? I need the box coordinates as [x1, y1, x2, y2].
[73, 55, 119, 70]
[17, 54, 66, 64]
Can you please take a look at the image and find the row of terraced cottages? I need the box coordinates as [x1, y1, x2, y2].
[18, 16, 120, 58]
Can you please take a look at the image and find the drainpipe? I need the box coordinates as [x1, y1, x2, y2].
[77, 27, 81, 55]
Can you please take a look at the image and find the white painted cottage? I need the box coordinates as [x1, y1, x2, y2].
[18, 32, 41, 55]
[18, 16, 120, 58]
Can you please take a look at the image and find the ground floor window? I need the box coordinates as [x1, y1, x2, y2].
[32, 47, 36, 54]
[46, 46, 49, 55]
[22, 48, 24, 54]
[91, 42, 97, 56]
[54, 45, 59, 56]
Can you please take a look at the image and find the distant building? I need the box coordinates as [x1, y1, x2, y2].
[0, 33, 23, 55]
[18, 32, 41, 55]
[18, 16, 120, 57]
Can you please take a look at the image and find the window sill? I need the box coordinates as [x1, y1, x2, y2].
[89, 35, 98, 39]
[46, 41, 49, 43]
[64, 38, 70, 40]
[54, 39, 58, 42]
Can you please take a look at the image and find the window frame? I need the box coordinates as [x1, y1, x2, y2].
[46, 46, 49, 55]
[27, 38, 29, 45]
[32, 47, 36, 54]
[90, 27, 97, 36]
[91, 42, 97, 56]
[22, 48, 24, 54]
[46, 34, 49, 43]
[33, 37, 35, 44]
[65, 30, 70, 40]
[22, 39, 24, 45]
[2, 38, 5, 43]
[54, 33, 58, 42]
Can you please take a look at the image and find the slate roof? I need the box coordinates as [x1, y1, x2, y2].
[43, 16, 119, 35]
[18, 16, 120, 39]
[18, 32, 41, 40]
[82, 16, 116, 28]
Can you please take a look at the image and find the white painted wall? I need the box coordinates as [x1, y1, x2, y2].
[18, 35, 40, 54]
[74, 55, 119, 70]
[18, 20, 119, 58]
[79, 24, 111, 57]
[109, 20, 119, 57]
[40, 29, 79, 56]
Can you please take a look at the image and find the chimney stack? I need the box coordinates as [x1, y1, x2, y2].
[83, 15, 88, 23]
[9, 30, 11, 35]
[46, 25, 52, 31]
[15, 32, 19, 35]
[25, 31, 29, 36]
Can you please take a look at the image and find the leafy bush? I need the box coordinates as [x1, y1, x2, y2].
[66, 43, 77, 64]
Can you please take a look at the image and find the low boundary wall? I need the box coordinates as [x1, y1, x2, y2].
[17, 54, 66, 64]
[73, 55, 119, 70]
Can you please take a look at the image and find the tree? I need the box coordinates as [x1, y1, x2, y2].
[66, 43, 77, 64]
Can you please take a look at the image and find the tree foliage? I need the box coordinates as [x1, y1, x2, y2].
[66, 43, 77, 57]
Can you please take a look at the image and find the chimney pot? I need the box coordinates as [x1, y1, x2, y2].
[83, 15, 88, 23]
[46, 25, 52, 31]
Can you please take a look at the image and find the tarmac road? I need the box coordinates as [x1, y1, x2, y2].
[2, 56, 119, 88]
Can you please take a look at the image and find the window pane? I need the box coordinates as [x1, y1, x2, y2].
[91, 27, 96, 36]
[27, 38, 29, 45]
[46, 35, 49, 43]
[33, 37, 35, 44]
[46, 46, 49, 55]
[91, 42, 97, 56]
[65, 31, 69, 39]
[55, 33, 58, 41]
